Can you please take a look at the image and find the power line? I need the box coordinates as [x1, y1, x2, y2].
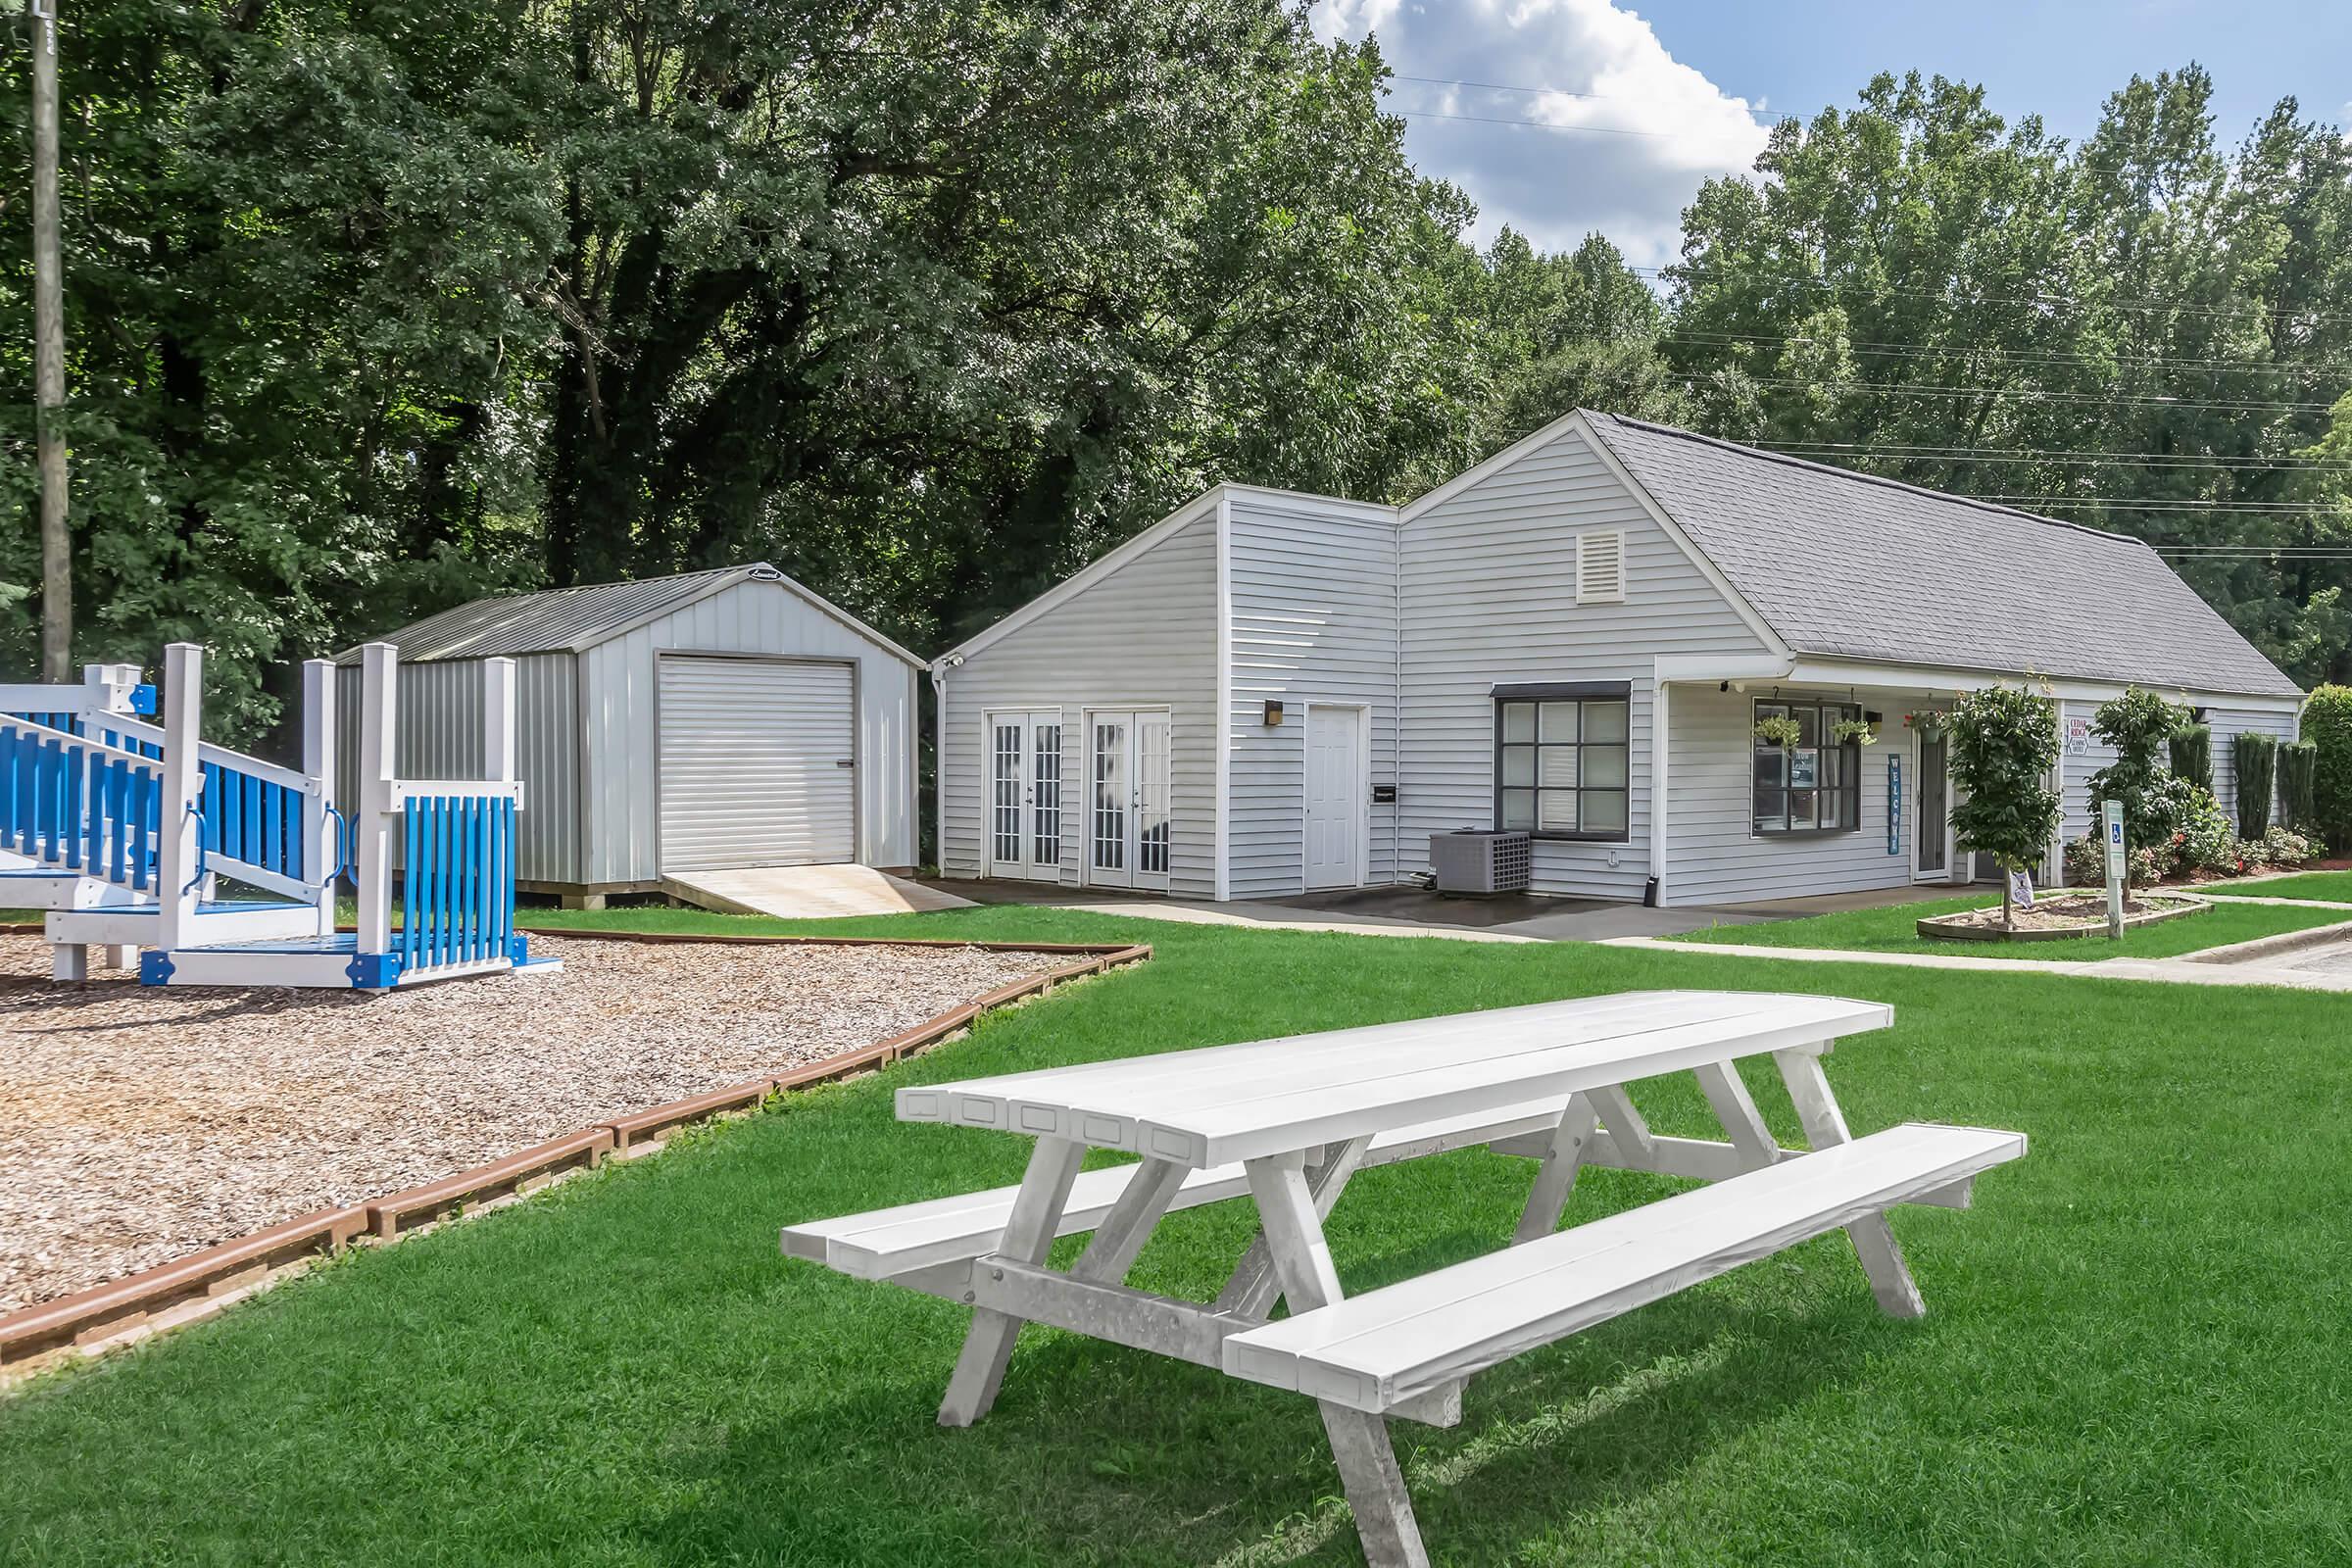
[1676, 373, 2338, 415]
[1766, 449, 2352, 472]
[1662, 330, 2352, 377]
[1638, 266, 2352, 329]
[1394, 109, 1681, 141]
[1762, 441, 2352, 466]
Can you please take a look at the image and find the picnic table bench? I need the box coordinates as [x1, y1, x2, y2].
[781, 990, 2026, 1566]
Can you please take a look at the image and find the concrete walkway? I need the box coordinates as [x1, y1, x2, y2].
[1598, 933, 2352, 994]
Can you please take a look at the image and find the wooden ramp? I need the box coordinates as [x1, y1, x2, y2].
[661, 864, 973, 920]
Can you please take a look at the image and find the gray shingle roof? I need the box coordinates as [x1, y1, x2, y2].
[1581, 412, 2301, 699]
[337, 564, 922, 667]
[336, 566, 762, 662]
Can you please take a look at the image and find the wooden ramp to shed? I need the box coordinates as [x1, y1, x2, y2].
[661, 864, 974, 920]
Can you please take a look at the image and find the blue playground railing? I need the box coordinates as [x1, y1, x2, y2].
[0, 718, 164, 891]
[89, 716, 314, 897]
[397, 793, 516, 974]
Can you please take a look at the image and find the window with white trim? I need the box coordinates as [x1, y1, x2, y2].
[1494, 682, 1631, 841]
[1752, 698, 1863, 835]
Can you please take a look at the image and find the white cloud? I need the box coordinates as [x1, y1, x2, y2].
[1311, 0, 1771, 268]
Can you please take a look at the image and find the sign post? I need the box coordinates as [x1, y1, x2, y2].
[2101, 798, 2127, 941]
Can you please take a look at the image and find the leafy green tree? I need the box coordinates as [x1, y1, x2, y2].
[1948, 682, 2063, 928]
[2086, 687, 2190, 875]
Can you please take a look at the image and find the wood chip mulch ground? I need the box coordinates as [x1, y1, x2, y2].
[1931, 891, 2202, 934]
[0, 933, 1055, 1314]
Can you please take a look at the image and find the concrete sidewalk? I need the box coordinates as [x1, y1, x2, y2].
[919, 877, 1964, 945]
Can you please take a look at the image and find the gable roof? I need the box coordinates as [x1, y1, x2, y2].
[1578, 412, 2301, 700]
[337, 564, 922, 668]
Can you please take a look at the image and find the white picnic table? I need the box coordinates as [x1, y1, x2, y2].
[783, 989, 2026, 1567]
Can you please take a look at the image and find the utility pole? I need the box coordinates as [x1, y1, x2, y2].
[29, 0, 70, 680]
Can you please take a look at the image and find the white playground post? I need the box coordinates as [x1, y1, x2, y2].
[355, 643, 398, 957]
[155, 643, 205, 955]
[301, 659, 338, 938]
[483, 657, 516, 785]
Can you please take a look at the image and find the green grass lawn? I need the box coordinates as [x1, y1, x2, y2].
[2213, 869, 2352, 904]
[7, 907, 2352, 1566]
[1666, 889, 2352, 959]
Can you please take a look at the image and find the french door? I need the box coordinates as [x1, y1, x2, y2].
[985, 710, 1064, 881]
[1085, 710, 1171, 891]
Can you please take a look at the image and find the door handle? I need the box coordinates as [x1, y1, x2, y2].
[835, 759, 855, 768]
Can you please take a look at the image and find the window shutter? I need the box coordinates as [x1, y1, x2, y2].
[1576, 530, 1626, 604]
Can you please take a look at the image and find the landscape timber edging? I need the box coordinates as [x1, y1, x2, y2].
[1915, 895, 2210, 943]
[0, 932, 1150, 1374]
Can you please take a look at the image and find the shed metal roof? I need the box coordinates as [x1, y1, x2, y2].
[1579, 412, 2302, 700]
[336, 564, 922, 667]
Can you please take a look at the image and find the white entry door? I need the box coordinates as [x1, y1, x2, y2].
[985, 710, 1064, 881]
[1303, 705, 1364, 890]
[658, 656, 856, 873]
[1085, 710, 1171, 891]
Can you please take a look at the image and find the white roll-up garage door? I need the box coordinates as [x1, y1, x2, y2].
[658, 656, 857, 872]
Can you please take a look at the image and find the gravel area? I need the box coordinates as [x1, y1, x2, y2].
[0, 934, 1054, 1314]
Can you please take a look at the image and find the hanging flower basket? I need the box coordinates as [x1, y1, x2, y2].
[1831, 717, 1879, 747]
[1752, 716, 1803, 749]
[1902, 710, 1949, 742]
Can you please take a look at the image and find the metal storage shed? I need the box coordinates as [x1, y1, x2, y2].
[336, 564, 923, 905]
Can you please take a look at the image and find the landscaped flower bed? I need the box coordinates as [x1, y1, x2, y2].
[1916, 891, 2210, 943]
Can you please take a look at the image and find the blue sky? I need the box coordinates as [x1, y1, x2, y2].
[1309, 0, 2352, 267]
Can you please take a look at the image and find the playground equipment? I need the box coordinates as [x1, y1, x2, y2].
[0, 642, 553, 989]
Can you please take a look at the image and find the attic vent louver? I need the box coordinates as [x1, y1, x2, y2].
[1576, 530, 1626, 605]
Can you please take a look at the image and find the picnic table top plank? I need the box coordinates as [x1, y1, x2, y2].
[899, 991, 1891, 1166]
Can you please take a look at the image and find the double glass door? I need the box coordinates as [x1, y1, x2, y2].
[987, 710, 1063, 880]
[1086, 710, 1171, 890]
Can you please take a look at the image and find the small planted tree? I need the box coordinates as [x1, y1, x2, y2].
[2086, 687, 2188, 881]
[1948, 683, 2062, 930]
[2231, 731, 2278, 838]
[2169, 724, 2213, 794]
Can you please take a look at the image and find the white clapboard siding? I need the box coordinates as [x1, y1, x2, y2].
[657, 657, 856, 871]
[899, 991, 1889, 1166]
[1662, 681, 1922, 906]
[1222, 1122, 2027, 1412]
[1225, 490, 1401, 898]
[937, 505, 1221, 897]
[1398, 420, 1772, 901]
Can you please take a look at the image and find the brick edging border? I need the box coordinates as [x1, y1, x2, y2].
[0, 932, 1150, 1371]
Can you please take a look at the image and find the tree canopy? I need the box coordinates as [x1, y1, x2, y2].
[4, 13, 2349, 740]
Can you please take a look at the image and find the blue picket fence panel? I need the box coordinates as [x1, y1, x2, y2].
[194, 760, 305, 886]
[397, 793, 515, 973]
[0, 720, 162, 892]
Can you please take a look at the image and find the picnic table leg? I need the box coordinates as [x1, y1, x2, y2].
[1770, 1050, 1926, 1319]
[939, 1134, 1086, 1428]
[1070, 1156, 1188, 1284]
[1214, 1135, 1369, 1319]
[1245, 1152, 1430, 1568]
[1512, 1092, 1599, 1245]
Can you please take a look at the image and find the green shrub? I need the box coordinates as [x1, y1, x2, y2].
[2279, 739, 2319, 834]
[2169, 723, 2213, 793]
[2087, 688, 2189, 879]
[2232, 731, 2278, 838]
[2153, 773, 2234, 873]
[2308, 686, 2352, 853]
